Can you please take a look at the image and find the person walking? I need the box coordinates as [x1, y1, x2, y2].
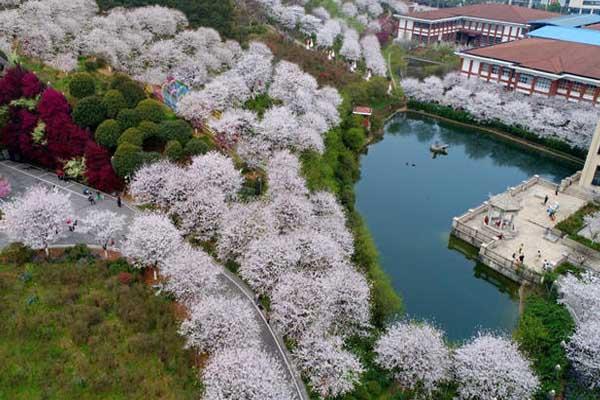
[537, 250, 541, 259]
[117, 195, 122, 208]
[555, 187, 559, 196]
[543, 195, 549, 205]
[518, 243, 524, 254]
[519, 254, 525, 265]
[88, 194, 95, 205]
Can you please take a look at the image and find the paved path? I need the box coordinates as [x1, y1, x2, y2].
[0, 160, 307, 400]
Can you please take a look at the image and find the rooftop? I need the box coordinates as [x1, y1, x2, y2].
[528, 13, 600, 28]
[462, 38, 600, 81]
[528, 25, 600, 46]
[403, 4, 559, 24]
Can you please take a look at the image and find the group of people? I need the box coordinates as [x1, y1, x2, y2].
[543, 189, 560, 221]
[82, 187, 122, 208]
[511, 243, 526, 267]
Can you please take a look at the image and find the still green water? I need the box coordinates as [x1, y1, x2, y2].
[355, 114, 579, 341]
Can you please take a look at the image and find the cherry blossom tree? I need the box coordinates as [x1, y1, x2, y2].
[269, 61, 318, 114]
[232, 49, 273, 95]
[374, 321, 452, 394]
[121, 213, 182, 269]
[130, 160, 183, 207]
[179, 294, 261, 353]
[169, 186, 226, 241]
[582, 212, 600, 243]
[312, 6, 330, 21]
[0, 185, 73, 254]
[160, 244, 221, 306]
[557, 272, 600, 326]
[300, 14, 323, 36]
[316, 19, 342, 48]
[341, 2, 358, 17]
[188, 151, 243, 200]
[269, 193, 314, 234]
[310, 191, 354, 257]
[267, 150, 309, 198]
[208, 109, 259, 149]
[453, 333, 540, 400]
[80, 209, 126, 257]
[340, 29, 362, 62]
[564, 318, 600, 389]
[217, 201, 275, 261]
[202, 347, 294, 400]
[293, 329, 364, 398]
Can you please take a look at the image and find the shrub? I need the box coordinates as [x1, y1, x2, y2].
[118, 272, 134, 285]
[112, 143, 144, 178]
[95, 119, 122, 149]
[117, 127, 145, 147]
[107, 258, 133, 274]
[68, 73, 96, 99]
[63, 244, 95, 263]
[343, 127, 366, 151]
[117, 81, 146, 108]
[158, 119, 193, 145]
[135, 99, 166, 123]
[0, 242, 35, 265]
[183, 137, 208, 156]
[138, 121, 160, 140]
[164, 140, 184, 161]
[116, 108, 142, 131]
[72, 96, 107, 129]
[102, 90, 128, 118]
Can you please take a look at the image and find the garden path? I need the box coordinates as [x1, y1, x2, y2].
[0, 160, 308, 400]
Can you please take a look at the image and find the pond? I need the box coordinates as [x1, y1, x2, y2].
[355, 113, 579, 341]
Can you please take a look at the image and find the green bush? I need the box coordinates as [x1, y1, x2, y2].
[165, 140, 184, 161]
[135, 99, 166, 123]
[68, 72, 96, 99]
[117, 127, 145, 147]
[117, 81, 146, 108]
[63, 244, 95, 263]
[343, 127, 366, 151]
[184, 137, 210, 156]
[116, 108, 143, 131]
[102, 89, 128, 118]
[158, 120, 193, 145]
[95, 119, 123, 149]
[112, 143, 144, 178]
[72, 96, 107, 129]
[138, 121, 161, 140]
[0, 243, 35, 265]
[514, 293, 575, 398]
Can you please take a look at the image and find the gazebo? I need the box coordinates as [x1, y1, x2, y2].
[482, 192, 521, 238]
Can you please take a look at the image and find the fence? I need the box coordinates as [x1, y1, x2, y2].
[480, 241, 541, 284]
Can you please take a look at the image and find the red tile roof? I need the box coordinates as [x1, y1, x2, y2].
[463, 38, 600, 81]
[353, 106, 373, 115]
[405, 4, 559, 25]
[586, 23, 600, 31]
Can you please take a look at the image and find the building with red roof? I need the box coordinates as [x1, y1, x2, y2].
[456, 36, 600, 105]
[396, 4, 558, 46]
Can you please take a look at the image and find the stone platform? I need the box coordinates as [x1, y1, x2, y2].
[452, 174, 598, 284]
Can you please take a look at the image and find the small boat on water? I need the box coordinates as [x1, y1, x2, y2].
[430, 142, 449, 154]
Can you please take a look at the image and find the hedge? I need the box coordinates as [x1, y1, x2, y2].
[102, 89, 128, 118]
[118, 127, 145, 147]
[95, 119, 123, 149]
[116, 108, 142, 131]
[117, 81, 146, 108]
[135, 99, 166, 123]
[158, 120, 193, 145]
[72, 96, 107, 129]
[184, 137, 211, 156]
[112, 142, 144, 178]
[407, 100, 586, 159]
[165, 140, 184, 161]
[68, 72, 96, 99]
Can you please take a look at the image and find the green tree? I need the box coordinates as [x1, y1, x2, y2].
[95, 119, 123, 149]
[116, 109, 142, 131]
[69, 72, 96, 99]
[72, 96, 107, 129]
[164, 140, 184, 161]
[102, 89, 128, 118]
[135, 99, 166, 123]
[343, 127, 366, 152]
[138, 121, 161, 140]
[158, 120, 193, 145]
[118, 127, 145, 147]
[112, 143, 144, 178]
[184, 137, 211, 156]
[117, 81, 146, 108]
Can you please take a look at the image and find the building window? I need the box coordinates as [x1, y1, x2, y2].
[572, 82, 584, 93]
[502, 68, 511, 78]
[491, 65, 500, 75]
[586, 85, 596, 96]
[558, 80, 569, 90]
[480, 63, 489, 73]
[518, 74, 532, 85]
[535, 78, 551, 90]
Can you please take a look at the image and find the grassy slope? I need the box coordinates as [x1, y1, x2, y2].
[0, 247, 200, 400]
[555, 203, 600, 252]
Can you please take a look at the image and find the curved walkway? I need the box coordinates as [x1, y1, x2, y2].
[0, 160, 308, 400]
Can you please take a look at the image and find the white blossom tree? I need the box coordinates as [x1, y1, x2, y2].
[208, 109, 259, 149]
[316, 19, 341, 48]
[188, 151, 244, 200]
[179, 294, 261, 353]
[267, 150, 309, 198]
[80, 209, 126, 257]
[557, 272, 600, 326]
[310, 191, 354, 257]
[1, 186, 73, 255]
[269, 193, 314, 234]
[454, 333, 540, 400]
[341, 2, 358, 17]
[169, 186, 226, 241]
[340, 28, 361, 61]
[293, 329, 364, 398]
[160, 244, 221, 306]
[129, 160, 183, 208]
[121, 213, 182, 270]
[374, 321, 452, 394]
[564, 318, 600, 389]
[202, 347, 294, 400]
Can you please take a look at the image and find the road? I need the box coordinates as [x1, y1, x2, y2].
[0, 160, 308, 400]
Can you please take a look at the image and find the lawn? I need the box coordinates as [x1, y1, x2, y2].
[555, 203, 600, 252]
[0, 244, 201, 400]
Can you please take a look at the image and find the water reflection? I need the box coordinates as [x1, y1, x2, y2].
[355, 113, 578, 340]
